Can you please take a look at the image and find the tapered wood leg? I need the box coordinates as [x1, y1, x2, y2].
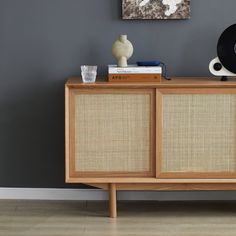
[109, 183, 117, 218]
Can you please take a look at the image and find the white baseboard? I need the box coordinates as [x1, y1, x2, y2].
[1, 188, 236, 201]
[0, 188, 107, 201]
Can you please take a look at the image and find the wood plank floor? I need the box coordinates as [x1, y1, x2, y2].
[1, 200, 236, 236]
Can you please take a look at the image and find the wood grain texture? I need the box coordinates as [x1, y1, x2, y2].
[66, 77, 236, 89]
[109, 184, 117, 218]
[66, 177, 236, 184]
[156, 90, 163, 178]
[115, 183, 236, 191]
[85, 183, 236, 191]
[65, 85, 70, 182]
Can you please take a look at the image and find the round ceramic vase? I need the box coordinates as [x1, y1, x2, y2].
[112, 35, 133, 67]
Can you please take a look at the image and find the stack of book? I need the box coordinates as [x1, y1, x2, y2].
[108, 65, 162, 82]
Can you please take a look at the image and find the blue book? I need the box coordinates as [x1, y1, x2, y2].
[137, 61, 161, 67]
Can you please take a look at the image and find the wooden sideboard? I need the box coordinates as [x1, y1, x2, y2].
[65, 77, 236, 218]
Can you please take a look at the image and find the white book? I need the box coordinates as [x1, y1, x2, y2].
[108, 65, 162, 74]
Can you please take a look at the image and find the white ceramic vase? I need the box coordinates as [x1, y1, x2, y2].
[112, 35, 133, 67]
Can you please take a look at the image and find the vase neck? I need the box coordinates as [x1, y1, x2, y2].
[119, 35, 127, 43]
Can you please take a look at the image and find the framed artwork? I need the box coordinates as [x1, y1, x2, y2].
[122, 0, 190, 20]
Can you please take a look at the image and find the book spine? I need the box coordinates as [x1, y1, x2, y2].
[109, 68, 162, 74]
[108, 74, 162, 82]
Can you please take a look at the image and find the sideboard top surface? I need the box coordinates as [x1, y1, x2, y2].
[66, 77, 236, 88]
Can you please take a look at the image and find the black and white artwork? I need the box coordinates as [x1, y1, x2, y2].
[122, 0, 190, 20]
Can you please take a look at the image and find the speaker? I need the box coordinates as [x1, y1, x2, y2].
[209, 24, 236, 81]
[209, 57, 236, 79]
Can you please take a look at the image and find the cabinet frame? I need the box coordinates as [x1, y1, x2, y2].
[66, 78, 236, 218]
[66, 87, 156, 180]
[156, 88, 236, 179]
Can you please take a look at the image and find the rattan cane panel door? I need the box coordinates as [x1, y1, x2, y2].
[74, 90, 153, 176]
[160, 92, 236, 178]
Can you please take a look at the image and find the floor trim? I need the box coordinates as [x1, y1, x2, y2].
[1, 188, 236, 201]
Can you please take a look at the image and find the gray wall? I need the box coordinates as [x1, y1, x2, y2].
[0, 0, 236, 188]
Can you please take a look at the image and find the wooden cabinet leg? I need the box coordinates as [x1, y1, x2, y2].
[109, 183, 117, 218]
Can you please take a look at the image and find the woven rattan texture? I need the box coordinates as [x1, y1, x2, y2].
[163, 94, 236, 172]
[75, 94, 150, 172]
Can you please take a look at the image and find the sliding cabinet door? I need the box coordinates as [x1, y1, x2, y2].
[156, 88, 236, 179]
[66, 88, 155, 180]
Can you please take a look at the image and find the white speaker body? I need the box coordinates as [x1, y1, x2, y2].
[209, 57, 236, 77]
